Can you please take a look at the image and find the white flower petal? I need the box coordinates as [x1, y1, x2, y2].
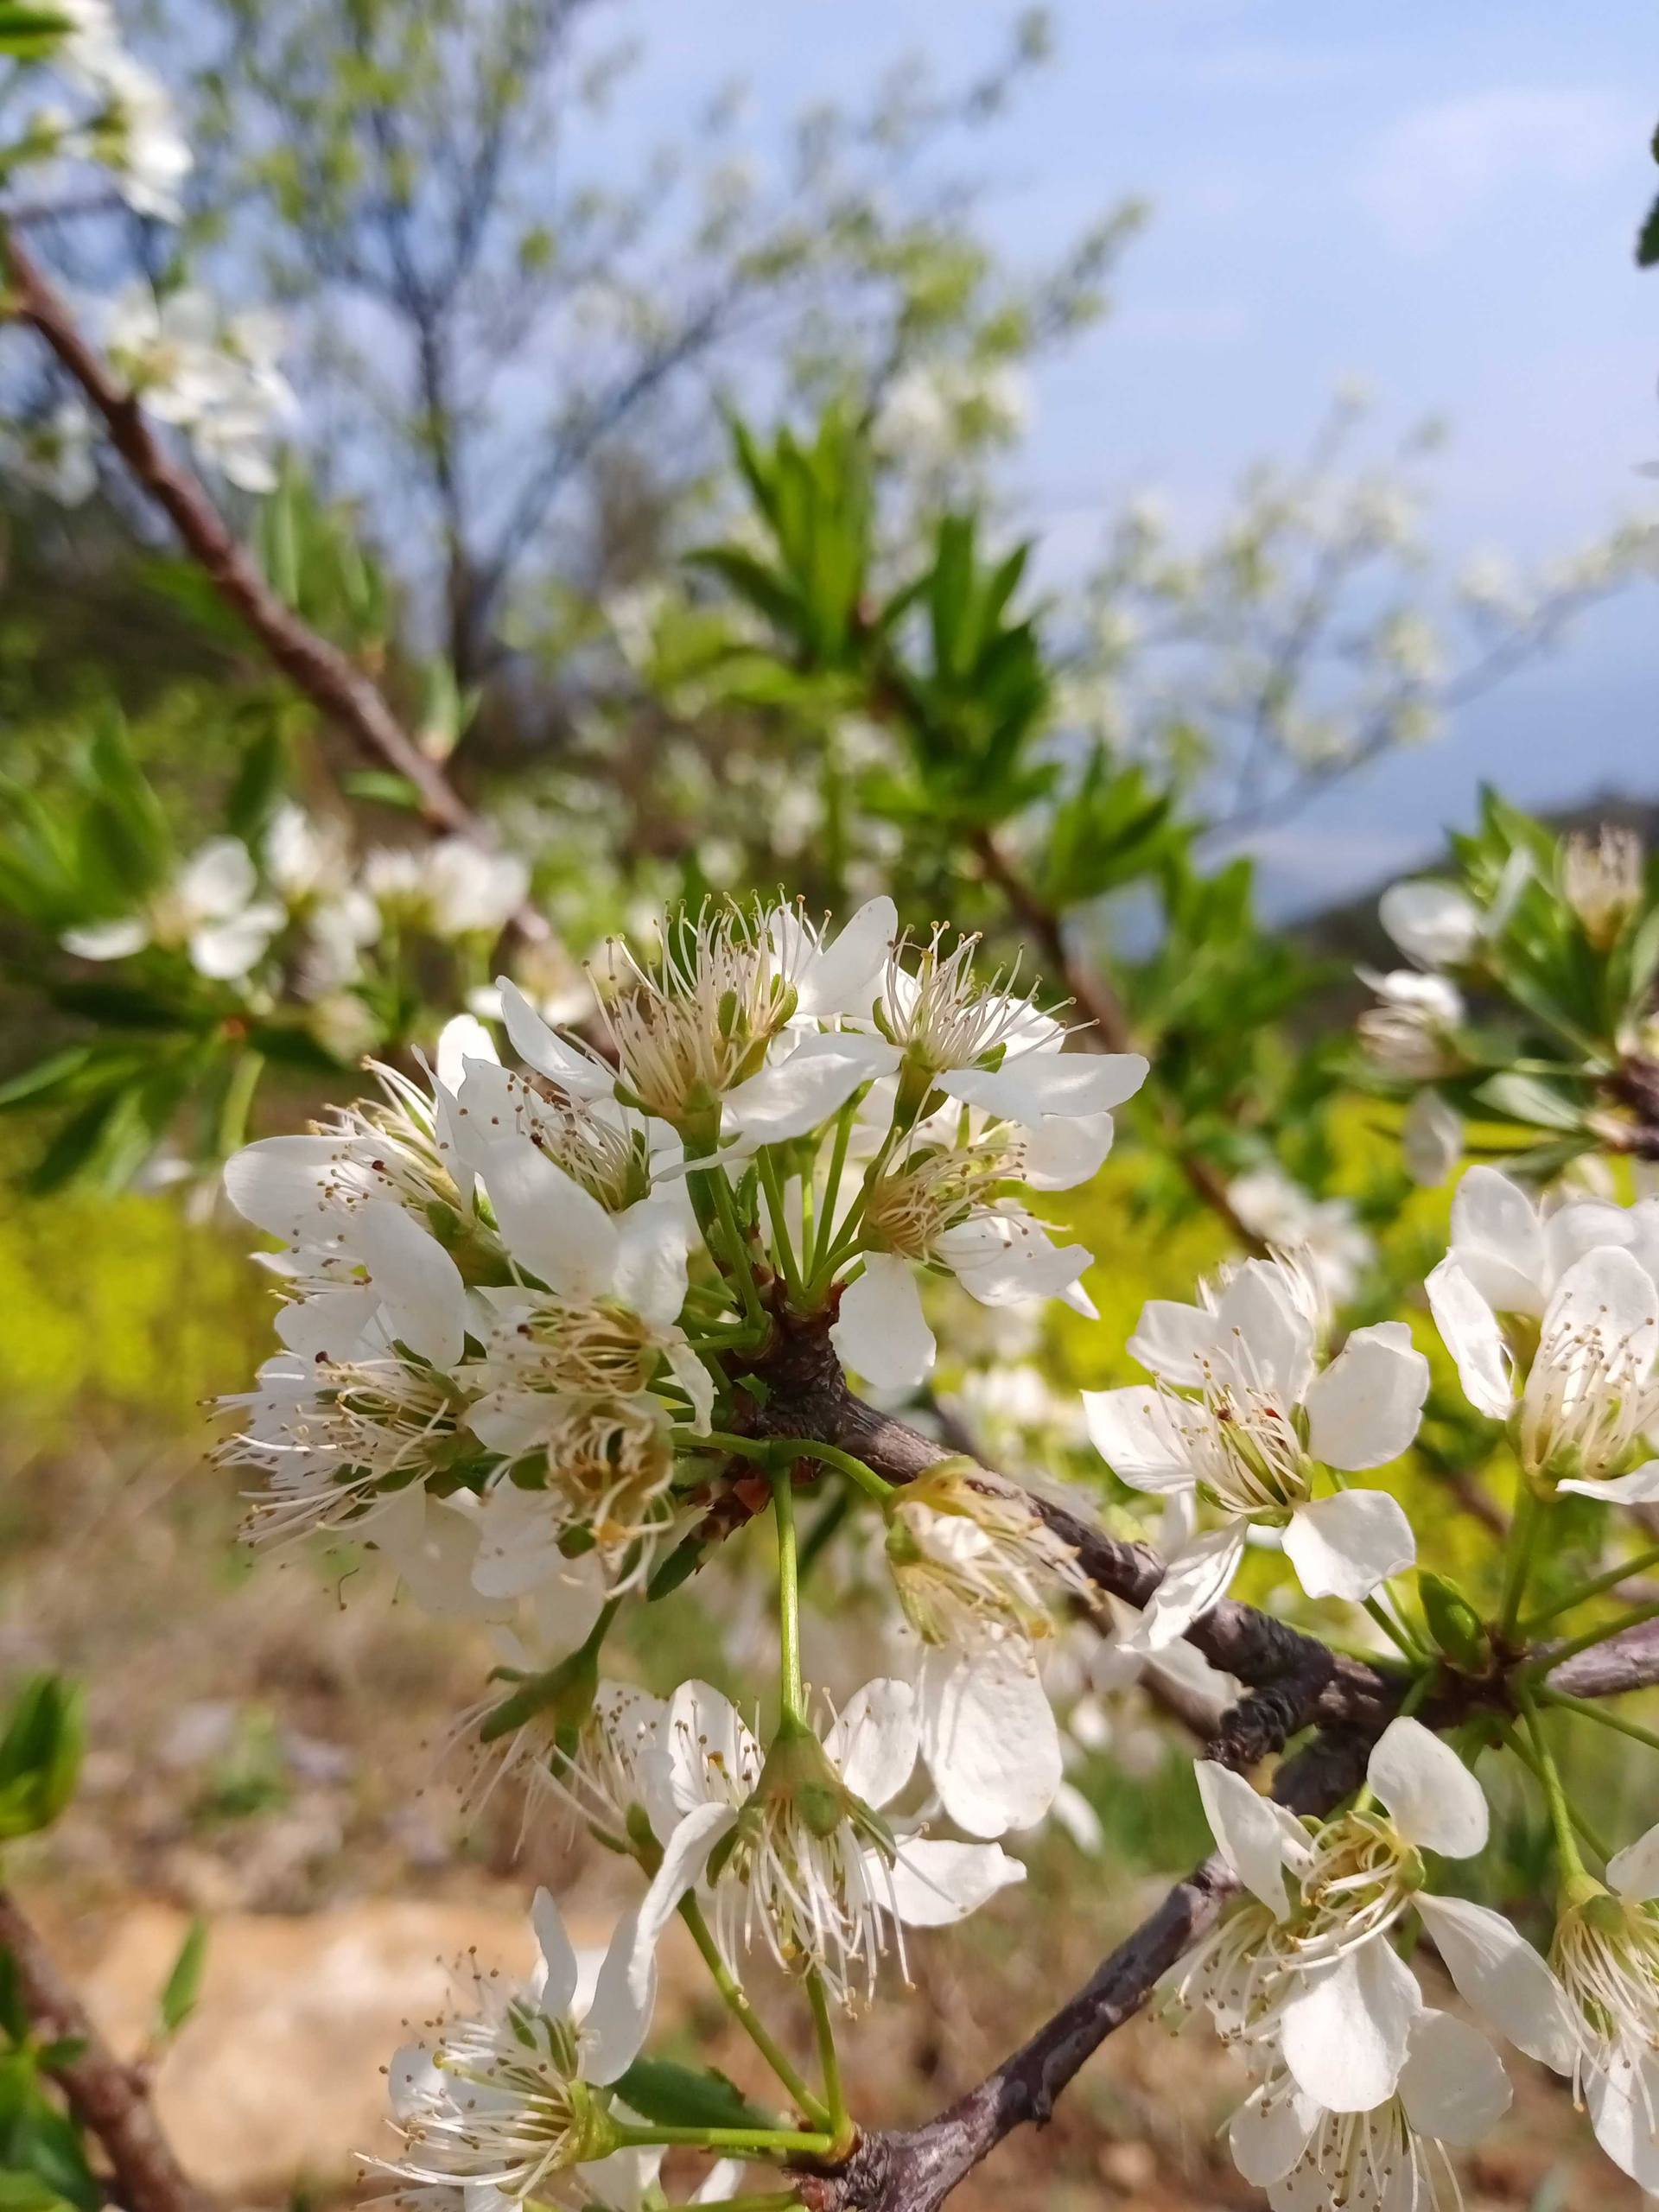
[1128, 1526, 1246, 1651]
[1125, 1297, 1226, 1386]
[362, 1489, 499, 1620]
[481, 1135, 621, 1300]
[1608, 1819, 1659, 1903]
[178, 834, 257, 918]
[830, 1256, 935, 1389]
[940, 1050, 1147, 1123]
[826, 1678, 918, 1809]
[1020, 1109, 1117, 1192]
[1396, 2011, 1512, 2144]
[1365, 1717, 1489, 1858]
[436, 1013, 500, 1092]
[917, 1645, 1060, 1839]
[1425, 1256, 1513, 1421]
[1081, 1385, 1194, 1495]
[1450, 1166, 1546, 1316]
[1195, 1760, 1298, 1920]
[1380, 880, 1481, 969]
[724, 1031, 899, 1147]
[664, 1341, 715, 1435]
[531, 1886, 581, 2018]
[494, 977, 614, 1096]
[580, 1905, 657, 2088]
[612, 1199, 690, 1329]
[351, 1198, 468, 1367]
[1588, 2051, 1659, 2190]
[1414, 1894, 1575, 2071]
[1279, 1941, 1422, 2113]
[1558, 1461, 1659, 1504]
[793, 894, 896, 1016]
[1282, 1489, 1415, 1602]
[1214, 1261, 1315, 1401]
[189, 905, 283, 979]
[62, 916, 149, 961]
[882, 1837, 1026, 1927]
[1303, 1322, 1428, 1471]
[1227, 2082, 1314, 2187]
[623, 1800, 736, 2012]
[660, 1681, 757, 1817]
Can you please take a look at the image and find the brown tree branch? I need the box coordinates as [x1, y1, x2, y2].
[0, 225, 546, 938]
[0, 1886, 214, 2212]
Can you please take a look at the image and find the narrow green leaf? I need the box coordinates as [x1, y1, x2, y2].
[156, 1920, 208, 2040]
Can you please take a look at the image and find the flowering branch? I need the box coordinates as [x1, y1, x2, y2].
[0, 225, 547, 937]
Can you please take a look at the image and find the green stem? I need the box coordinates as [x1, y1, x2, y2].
[612, 2126, 833, 2157]
[1514, 1687, 1592, 1880]
[218, 1046, 264, 1154]
[1499, 1483, 1547, 1638]
[1363, 1594, 1424, 1662]
[687, 2197, 804, 2211]
[1498, 1722, 1611, 1863]
[1520, 1541, 1659, 1632]
[806, 1969, 850, 2153]
[772, 1463, 804, 1721]
[810, 1099, 857, 1275]
[677, 1896, 830, 2128]
[807, 1126, 899, 1294]
[683, 1430, 896, 1504]
[1517, 1599, 1659, 1680]
[1541, 1689, 1659, 1757]
[691, 1160, 768, 1332]
[759, 1150, 808, 1306]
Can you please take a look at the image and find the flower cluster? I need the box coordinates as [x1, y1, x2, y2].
[219, 897, 1147, 1862]
[215, 899, 1659, 2209]
[5, 1, 191, 221]
[102, 283, 296, 493]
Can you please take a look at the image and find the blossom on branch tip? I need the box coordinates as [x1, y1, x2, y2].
[1083, 1259, 1426, 1646]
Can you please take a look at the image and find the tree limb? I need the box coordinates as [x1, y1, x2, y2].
[0, 1886, 213, 2212]
[0, 224, 542, 923]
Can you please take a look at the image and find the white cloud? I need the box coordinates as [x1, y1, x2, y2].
[1359, 87, 1634, 253]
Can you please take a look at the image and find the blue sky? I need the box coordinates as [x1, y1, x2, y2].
[606, 2, 1658, 910]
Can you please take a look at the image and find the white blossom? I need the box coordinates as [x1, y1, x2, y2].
[1083, 1260, 1426, 1648]
[61, 835, 283, 979]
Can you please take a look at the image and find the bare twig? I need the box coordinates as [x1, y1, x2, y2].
[0, 1887, 214, 2212]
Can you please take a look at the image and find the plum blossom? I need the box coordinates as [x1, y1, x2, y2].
[1551, 1824, 1659, 2187]
[1226, 1164, 1374, 1306]
[1228, 2012, 1512, 2212]
[1082, 1260, 1426, 1648]
[1427, 1168, 1659, 1496]
[381, 1889, 657, 2206]
[883, 1461, 1095, 1837]
[105, 285, 295, 492]
[1357, 966, 1465, 1078]
[1377, 879, 1482, 970]
[61, 835, 283, 979]
[643, 1678, 1024, 2007]
[1179, 1725, 1567, 2123]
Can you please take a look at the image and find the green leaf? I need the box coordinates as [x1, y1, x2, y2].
[0, 1678, 83, 1841]
[156, 1919, 207, 2040]
[1473, 1072, 1586, 1133]
[0, 1051, 92, 1113]
[0, 6, 73, 59]
[645, 1535, 705, 1601]
[609, 2060, 772, 2133]
[45, 979, 187, 1031]
[341, 771, 423, 810]
[0, 2174, 77, 2212]
[226, 731, 287, 846]
[1640, 190, 1659, 268]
